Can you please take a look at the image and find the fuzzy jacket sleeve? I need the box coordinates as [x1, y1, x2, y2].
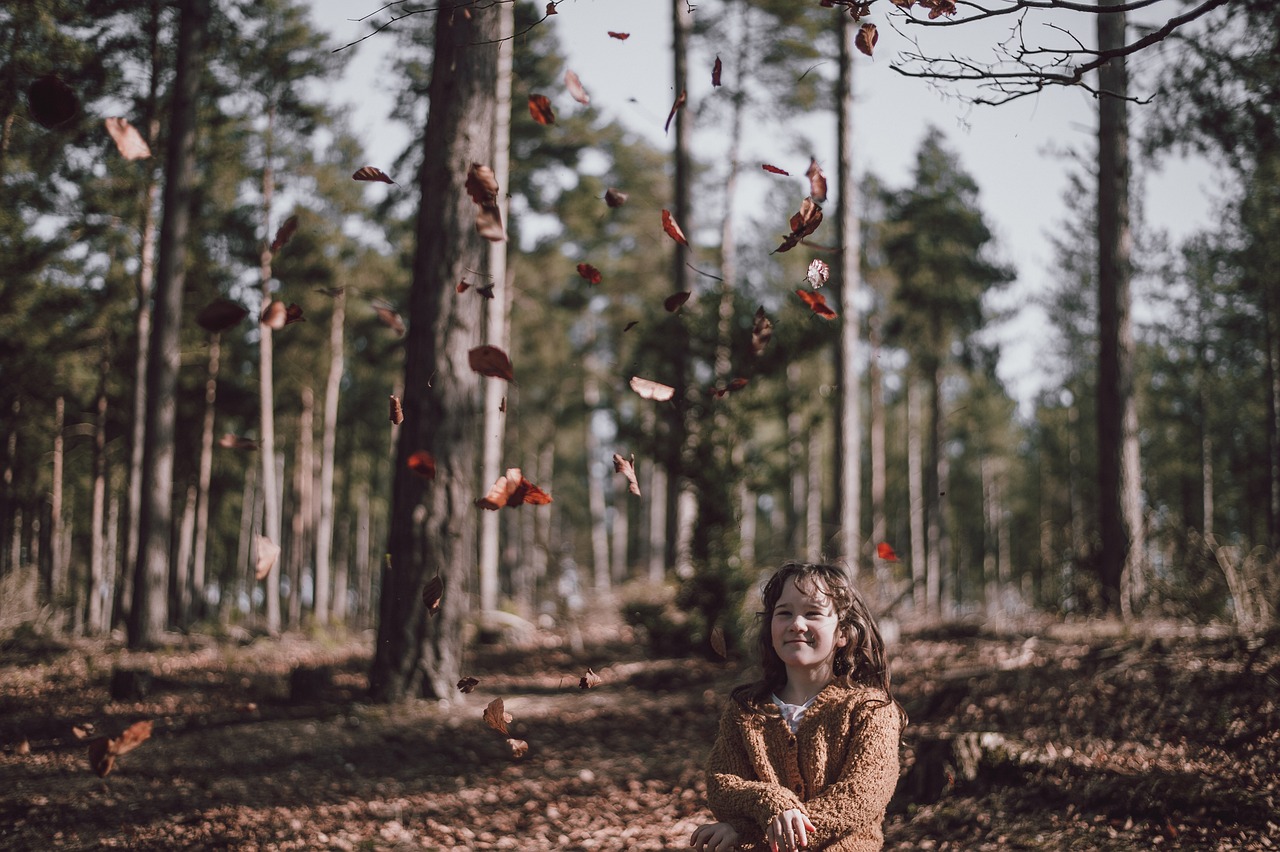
[704, 702, 803, 844]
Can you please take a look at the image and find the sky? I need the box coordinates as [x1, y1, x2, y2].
[310, 0, 1220, 414]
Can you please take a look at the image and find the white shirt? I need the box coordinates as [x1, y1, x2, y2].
[771, 693, 818, 733]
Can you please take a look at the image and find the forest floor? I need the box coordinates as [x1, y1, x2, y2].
[1, 617, 1277, 851]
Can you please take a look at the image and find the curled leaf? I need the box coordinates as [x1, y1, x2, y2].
[664, 291, 691, 312]
[407, 450, 437, 480]
[507, 738, 529, 759]
[604, 187, 628, 208]
[855, 22, 879, 57]
[579, 668, 603, 689]
[457, 676, 480, 693]
[468, 345, 515, 382]
[712, 56, 722, 87]
[476, 468, 552, 510]
[806, 158, 828, 203]
[775, 197, 824, 253]
[664, 89, 687, 134]
[661, 209, 689, 246]
[806, 259, 830, 289]
[422, 574, 444, 615]
[389, 395, 404, 425]
[465, 163, 506, 242]
[711, 377, 749, 398]
[796, 288, 838, 319]
[565, 70, 590, 104]
[877, 541, 900, 562]
[607, 31, 630, 40]
[629, 376, 675, 402]
[255, 536, 280, 581]
[270, 215, 298, 254]
[576, 263, 602, 285]
[612, 453, 641, 496]
[762, 164, 790, 175]
[528, 93, 556, 125]
[484, 697, 512, 735]
[196, 298, 249, 333]
[87, 720, 152, 778]
[353, 165, 395, 184]
[104, 117, 150, 160]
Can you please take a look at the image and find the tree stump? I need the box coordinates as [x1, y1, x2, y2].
[289, 665, 331, 703]
[110, 667, 154, 701]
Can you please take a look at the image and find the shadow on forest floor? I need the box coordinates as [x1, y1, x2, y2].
[0, 619, 1276, 850]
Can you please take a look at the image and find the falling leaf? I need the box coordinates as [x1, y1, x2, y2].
[806, 259, 830, 288]
[710, 625, 728, 659]
[712, 56, 722, 87]
[218, 434, 260, 451]
[465, 162, 506, 242]
[775, 197, 824, 253]
[664, 291, 691, 312]
[796, 288, 838, 319]
[196, 298, 248, 333]
[476, 468, 553, 510]
[751, 307, 773, 356]
[580, 668, 603, 689]
[283, 303, 305, 325]
[528, 93, 556, 125]
[316, 287, 345, 297]
[72, 725, 91, 740]
[577, 263, 602, 285]
[468, 345, 515, 382]
[457, 677, 480, 693]
[664, 89, 687, 134]
[661, 209, 689, 246]
[87, 720, 152, 778]
[890, 0, 915, 7]
[762, 164, 790, 175]
[260, 301, 288, 330]
[607, 31, 630, 40]
[457, 280, 471, 293]
[711, 377, 749, 398]
[476, 283, 495, 299]
[353, 165, 395, 184]
[104, 117, 150, 160]
[612, 453, 641, 496]
[623, 320, 639, 332]
[565, 70, 590, 104]
[255, 536, 280, 580]
[507, 738, 529, 758]
[27, 74, 79, 129]
[855, 23, 879, 56]
[422, 574, 444, 615]
[374, 303, 405, 336]
[604, 187, 628, 208]
[629, 376, 675, 402]
[484, 698, 512, 735]
[389, 395, 404, 425]
[546, 1, 557, 13]
[407, 450, 437, 480]
[807, 158, 828, 203]
[877, 541, 900, 562]
[270, 215, 298, 254]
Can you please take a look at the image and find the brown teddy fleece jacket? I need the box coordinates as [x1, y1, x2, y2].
[704, 683, 902, 852]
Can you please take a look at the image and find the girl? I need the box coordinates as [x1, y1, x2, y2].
[690, 562, 905, 852]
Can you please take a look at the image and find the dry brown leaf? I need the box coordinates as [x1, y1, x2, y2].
[389, 395, 404, 425]
[712, 56, 722, 87]
[88, 720, 152, 778]
[507, 738, 529, 758]
[607, 31, 630, 40]
[775, 197, 824, 253]
[807, 158, 828, 203]
[465, 163, 506, 242]
[751, 306, 774, 356]
[855, 22, 879, 57]
[468, 345, 515, 382]
[15, 738, 30, 755]
[604, 187, 628, 208]
[579, 668, 603, 689]
[664, 89, 687, 134]
[710, 625, 728, 659]
[629, 376, 675, 402]
[762, 164, 790, 175]
[661, 209, 689, 246]
[528, 93, 556, 125]
[476, 468, 552, 510]
[612, 453, 641, 496]
[484, 697, 512, 735]
[374, 304, 405, 336]
[353, 165, 395, 184]
[422, 575, 444, 615]
[565, 70, 590, 105]
[457, 676, 480, 693]
[255, 536, 280, 581]
[261, 301, 287, 330]
[664, 291, 691, 312]
[270, 215, 298, 254]
[104, 117, 151, 160]
[196, 298, 249, 333]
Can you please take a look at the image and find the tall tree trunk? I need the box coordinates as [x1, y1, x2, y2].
[314, 289, 344, 625]
[1096, 0, 1143, 617]
[788, 362, 807, 556]
[868, 313, 886, 560]
[172, 482, 196, 624]
[370, 1, 500, 702]
[2, 400, 17, 574]
[49, 396, 64, 606]
[478, 0, 514, 615]
[583, 364, 611, 596]
[907, 379, 926, 614]
[806, 428, 823, 562]
[835, 8, 862, 576]
[191, 333, 219, 622]
[354, 482, 371, 627]
[89, 356, 109, 634]
[924, 365, 943, 617]
[289, 388, 314, 629]
[129, 0, 208, 648]
[258, 108, 282, 634]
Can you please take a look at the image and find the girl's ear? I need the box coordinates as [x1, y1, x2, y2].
[836, 628, 850, 647]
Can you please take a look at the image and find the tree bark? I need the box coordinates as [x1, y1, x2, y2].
[869, 312, 886, 564]
[314, 290, 344, 625]
[288, 387, 314, 629]
[258, 107, 282, 635]
[191, 332, 219, 622]
[583, 364, 611, 596]
[129, 0, 208, 648]
[908, 379, 926, 615]
[49, 396, 64, 606]
[369, 1, 500, 702]
[89, 356, 109, 634]
[836, 8, 862, 576]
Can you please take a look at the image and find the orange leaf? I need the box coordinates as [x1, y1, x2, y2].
[86, 720, 152, 778]
[607, 31, 630, 40]
[612, 453, 641, 496]
[796, 288, 838, 319]
[877, 541, 900, 562]
[664, 291, 691, 312]
[661, 209, 689, 246]
[353, 165, 395, 184]
[664, 89, 687, 134]
[457, 280, 470, 293]
[270, 215, 298, 254]
[255, 536, 280, 581]
[389, 395, 404, 425]
[422, 574, 444, 615]
[484, 697, 512, 735]
[374, 304, 405, 336]
[218, 433, 259, 451]
[576, 263, 602, 284]
[407, 450, 437, 480]
[604, 187, 628, 208]
[629, 376, 675, 402]
[579, 668, 603, 689]
[712, 56, 722, 87]
[196, 298, 248, 333]
[457, 676, 479, 693]
[104, 117, 150, 160]
[468, 345, 515, 382]
[855, 23, 878, 57]
[465, 162, 506, 242]
[762, 164, 790, 175]
[476, 468, 552, 510]
[565, 70, 590, 105]
[807, 158, 828, 203]
[528, 93, 556, 125]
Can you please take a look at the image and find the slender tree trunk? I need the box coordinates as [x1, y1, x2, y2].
[191, 333, 219, 622]
[908, 379, 926, 615]
[88, 356, 109, 634]
[611, 482, 629, 586]
[129, 0, 208, 648]
[583, 364, 611, 596]
[172, 482, 195, 624]
[806, 428, 823, 562]
[982, 456, 998, 618]
[289, 388, 314, 629]
[354, 483, 370, 627]
[314, 290, 344, 625]
[869, 314, 886, 559]
[2, 400, 17, 575]
[103, 494, 118, 633]
[370, 0, 500, 702]
[49, 396, 64, 606]
[836, 8, 861, 576]
[258, 108, 282, 635]
[788, 363, 807, 556]
[924, 366, 943, 617]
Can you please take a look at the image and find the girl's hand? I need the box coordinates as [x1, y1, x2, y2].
[690, 821, 739, 852]
[767, 808, 816, 851]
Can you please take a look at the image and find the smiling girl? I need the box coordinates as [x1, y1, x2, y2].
[689, 562, 906, 852]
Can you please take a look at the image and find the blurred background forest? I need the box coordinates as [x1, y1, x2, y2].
[2, 0, 1278, 680]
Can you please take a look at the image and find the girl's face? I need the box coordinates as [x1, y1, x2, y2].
[770, 578, 848, 681]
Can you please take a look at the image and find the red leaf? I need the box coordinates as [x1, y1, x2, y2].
[283, 303, 305, 325]
[629, 376, 675, 402]
[762, 164, 790, 175]
[407, 450, 437, 480]
[270, 215, 298, 254]
[807, 158, 828, 203]
[855, 23, 879, 57]
[664, 291, 691, 312]
[468, 345, 515, 382]
[456, 280, 470, 293]
[712, 56, 722, 87]
[196, 299, 248, 333]
[565, 70, 590, 105]
[751, 306, 773, 356]
[457, 676, 480, 693]
[104, 117, 151, 160]
[389, 395, 404, 425]
[775, 197, 824, 253]
[374, 303, 405, 336]
[877, 541, 900, 562]
[661, 209, 689, 246]
[711, 377, 749, 398]
[353, 165, 395, 184]
[612, 453, 641, 496]
[422, 574, 444, 615]
[664, 89, 687, 134]
[604, 187, 628, 208]
[796, 288, 838, 319]
[528, 93, 556, 125]
[577, 263, 602, 284]
[477, 468, 553, 510]
[580, 668, 603, 689]
[607, 31, 630, 40]
[465, 162, 506, 242]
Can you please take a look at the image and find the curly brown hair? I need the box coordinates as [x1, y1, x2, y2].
[732, 561, 903, 721]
